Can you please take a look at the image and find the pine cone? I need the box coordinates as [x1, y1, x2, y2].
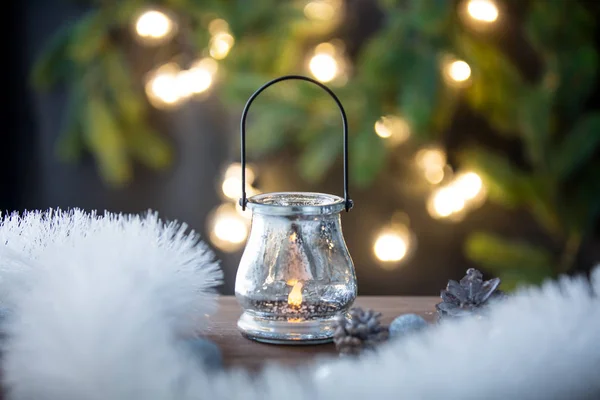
[333, 308, 389, 355]
[436, 268, 506, 319]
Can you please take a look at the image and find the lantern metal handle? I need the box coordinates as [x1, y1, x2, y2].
[240, 75, 353, 212]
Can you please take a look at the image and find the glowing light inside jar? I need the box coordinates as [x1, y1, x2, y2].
[288, 281, 303, 306]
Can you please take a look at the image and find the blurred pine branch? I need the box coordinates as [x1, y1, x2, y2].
[32, 0, 600, 285]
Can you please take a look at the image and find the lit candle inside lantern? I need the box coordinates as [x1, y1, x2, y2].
[288, 281, 303, 307]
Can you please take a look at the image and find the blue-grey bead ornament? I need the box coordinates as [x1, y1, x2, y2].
[389, 314, 428, 338]
[182, 338, 223, 370]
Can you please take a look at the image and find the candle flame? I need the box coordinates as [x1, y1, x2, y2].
[288, 281, 303, 306]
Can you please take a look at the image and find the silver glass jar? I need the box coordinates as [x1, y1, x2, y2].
[235, 192, 357, 344]
[235, 75, 356, 344]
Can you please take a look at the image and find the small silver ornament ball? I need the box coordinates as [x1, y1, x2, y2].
[389, 314, 428, 338]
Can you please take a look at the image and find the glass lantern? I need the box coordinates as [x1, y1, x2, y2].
[235, 76, 357, 344]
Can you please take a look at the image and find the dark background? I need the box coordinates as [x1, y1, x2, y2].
[3, 0, 600, 295]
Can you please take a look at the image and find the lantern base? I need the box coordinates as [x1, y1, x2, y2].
[237, 312, 337, 345]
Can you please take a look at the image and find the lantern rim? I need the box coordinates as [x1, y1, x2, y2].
[246, 192, 345, 216]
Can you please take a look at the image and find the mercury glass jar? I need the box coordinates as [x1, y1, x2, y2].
[236, 192, 357, 344]
[235, 75, 356, 344]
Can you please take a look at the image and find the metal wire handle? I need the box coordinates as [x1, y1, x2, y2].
[239, 75, 353, 212]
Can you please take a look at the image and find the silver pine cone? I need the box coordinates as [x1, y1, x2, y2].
[436, 268, 506, 319]
[333, 308, 389, 355]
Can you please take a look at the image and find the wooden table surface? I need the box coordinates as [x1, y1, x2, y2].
[204, 296, 439, 369]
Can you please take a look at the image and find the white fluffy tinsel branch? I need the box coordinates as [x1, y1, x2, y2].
[1, 210, 600, 399]
[0, 209, 222, 400]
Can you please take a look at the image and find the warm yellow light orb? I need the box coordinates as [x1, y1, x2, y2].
[221, 163, 259, 202]
[315, 42, 337, 56]
[210, 32, 234, 60]
[467, 0, 499, 23]
[193, 58, 219, 75]
[374, 119, 392, 138]
[424, 167, 445, 185]
[221, 178, 259, 200]
[135, 10, 174, 40]
[224, 163, 255, 185]
[447, 60, 471, 82]
[221, 177, 241, 200]
[309, 53, 338, 82]
[150, 75, 179, 103]
[214, 215, 248, 244]
[374, 116, 410, 143]
[304, 1, 336, 21]
[175, 68, 213, 98]
[374, 232, 408, 262]
[453, 172, 483, 200]
[208, 204, 249, 252]
[145, 64, 181, 108]
[208, 19, 230, 35]
[430, 187, 466, 218]
[416, 148, 446, 170]
[188, 68, 213, 94]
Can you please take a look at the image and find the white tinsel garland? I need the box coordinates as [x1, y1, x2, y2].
[1, 209, 599, 400]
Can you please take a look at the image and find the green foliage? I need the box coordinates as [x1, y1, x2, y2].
[552, 113, 600, 179]
[457, 1, 600, 284]
[517, 87, 552, 168]
[465, 232, 554, 290]
[56, 82, 85, 162]
[459, 148, 527, 208]
[31, 22, 76, 90]
[352, 126, 387, 186]
[554, 45, 598, 121]
[83, 94, 132, 185]
[32, 0, 600, 287]
[460, 34, 523, 134]
[399, 51, 440, 138]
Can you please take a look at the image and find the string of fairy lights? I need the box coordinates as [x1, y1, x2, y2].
[132, 0, 499, 265]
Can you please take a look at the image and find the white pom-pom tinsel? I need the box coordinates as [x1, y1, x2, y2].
[1, 209, 599, 399]
[0, 209, 222, 400]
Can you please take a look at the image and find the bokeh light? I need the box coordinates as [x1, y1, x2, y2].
[175, 68, 213, 98]
[424, 167, 445, 185]
[467, 0, 499, 23]
[308, 41, 348, 83]
[225, 163, 255, 184]
[145, 63, 181, 108]
[304, 1, 335, 21]
[374, 116, 411, 144]
[446, 60, 471, 83]
[427, 171, 486, 220]
[374, 232, 407, 262]
[135, 10, 176, 45]
[453, 171, 483, 200]
[416, 148, 447, 185]
[210, 32, 235, 60]
[146, 60, 218, 108]
[221, 163, 258, 201]
[208, 203, 249, 252]
[309, 53, 338, 82]
[373, 222, 414, 267]
[429, 186, 466, 218]
[416, 148, 446, 170]
[208, 19, 230, 35]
